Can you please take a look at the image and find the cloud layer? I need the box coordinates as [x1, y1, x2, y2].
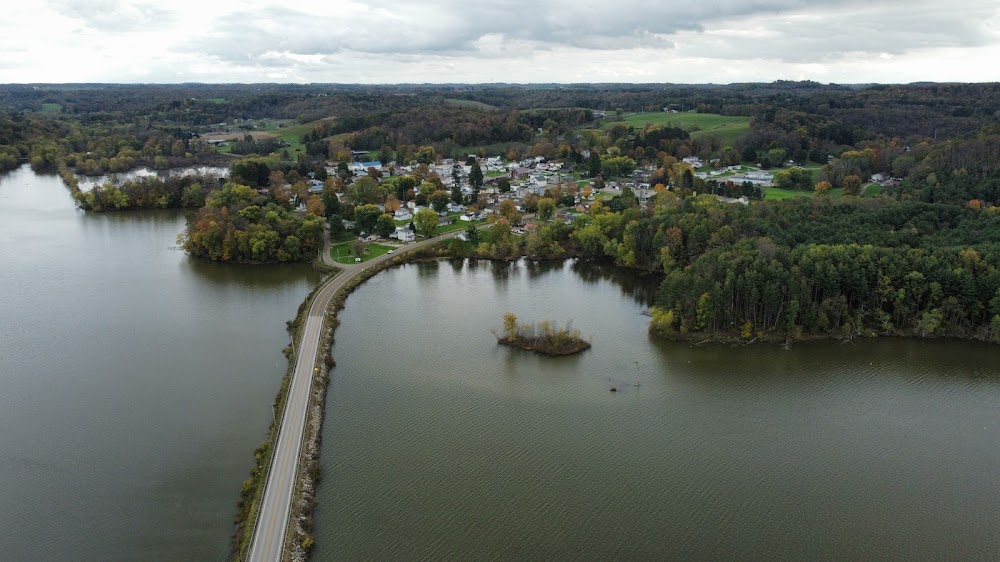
[1, 0, 999, 83]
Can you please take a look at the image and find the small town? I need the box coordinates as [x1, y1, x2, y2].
[3, 1, 999, 561]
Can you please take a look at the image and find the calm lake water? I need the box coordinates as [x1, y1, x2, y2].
[314, 259, 1000, 560]
[0, 166, 318, 560]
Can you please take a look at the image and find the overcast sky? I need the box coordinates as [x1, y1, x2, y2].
[2, 0, 999, 84]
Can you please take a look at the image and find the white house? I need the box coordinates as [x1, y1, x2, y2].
[393, 208, 413, 221]
[350, 160, 382, 174]
[390, 227, 415, 242]
[448, 202, 467, 213]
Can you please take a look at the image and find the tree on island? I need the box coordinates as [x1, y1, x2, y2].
[494, 312, 591, 356]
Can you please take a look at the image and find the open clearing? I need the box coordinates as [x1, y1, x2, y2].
[592, 112, 750, 144]
[445, 99, 500, 111]
[329, 242, 395, 264]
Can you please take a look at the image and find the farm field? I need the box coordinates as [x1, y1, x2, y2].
[593, 112, 750, 144]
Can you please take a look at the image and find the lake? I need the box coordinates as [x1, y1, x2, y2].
[313, 259, 1000, 560]
[0, 166, 318, 560]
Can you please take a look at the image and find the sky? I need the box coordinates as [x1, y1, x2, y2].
[2, 0, 999, 84]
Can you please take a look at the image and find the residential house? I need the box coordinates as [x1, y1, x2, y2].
[390, 227, 415, 242]
[448, 202, 467, 213]
[510, 166, 533, 180]
[350, 160, 383, 174]
[394, 207, 413, 221]
[438, 216, 453, 227]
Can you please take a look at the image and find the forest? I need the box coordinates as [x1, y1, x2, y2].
[443, 191, 1000, 342]
[4, 81, 1000, 340]
[179, 183, 324, 263]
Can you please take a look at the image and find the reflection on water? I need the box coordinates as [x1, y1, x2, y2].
[76, 165, 230, 192]
[0, 165, 317, 561]
[313, 258, 1000, 561]
[570, 258, 659, 304]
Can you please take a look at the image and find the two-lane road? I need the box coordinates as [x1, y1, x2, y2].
[247, 227, 468, 561]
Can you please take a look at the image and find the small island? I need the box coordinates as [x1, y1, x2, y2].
[494, 312, 591, 356]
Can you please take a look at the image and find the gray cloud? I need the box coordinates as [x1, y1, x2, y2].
[4, 0, 998, 83]
[171, 0, 997, 72]
[47, 0, 176, 32]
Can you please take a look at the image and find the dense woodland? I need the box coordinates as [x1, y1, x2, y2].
[4, 81, 1000, 340]
[180, 183, 324, 263]
[438, 190, 1000, 341]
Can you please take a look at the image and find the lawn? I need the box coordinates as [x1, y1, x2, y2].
[761, 186, 862, 200]
[328, 242, 395, 264]
[596, 112, 750, 144]
[761, 187, 809, 201]
[863, 183, 884, 197]
[430, 219, 485, 235]
[445, 98, 500, 111]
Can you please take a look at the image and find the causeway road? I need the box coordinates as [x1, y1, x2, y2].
[247, 226, 467, 562]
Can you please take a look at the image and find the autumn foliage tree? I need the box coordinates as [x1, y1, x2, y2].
[181, 183, 322, 263]
[842, 175, 862, 197]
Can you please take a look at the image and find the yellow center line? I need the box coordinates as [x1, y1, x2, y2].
[259, 337, 311, 559]
[256, 251, 399, 559]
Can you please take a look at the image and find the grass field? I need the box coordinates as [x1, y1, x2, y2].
[406, 218, 486, 234]
[761, 187, 806, 200]
[275, 119, 333, 158]
[40, 103, 62, 114]
[445, 99, 500, 111]
[760, 186, 866, 201]
[522, 106, 593, 114]
[328, 242, 395, 264]
[594, 112, 750, 144]
[221, 117, 338, 160]
[863, 183, 884, 196]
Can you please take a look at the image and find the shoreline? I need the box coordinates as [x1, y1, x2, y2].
[236, 239, 1000, 560]
[235, 226, 466, 561]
